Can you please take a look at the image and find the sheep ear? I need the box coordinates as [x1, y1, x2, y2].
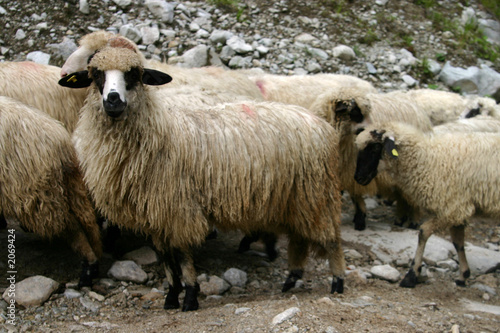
[58, 71, 93, 88]
[383, 136, 398, 159]
[142, 69, 172, 86]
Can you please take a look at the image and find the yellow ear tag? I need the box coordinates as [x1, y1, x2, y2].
[391, 149, 399, 157]
[68, 75, 77, 83]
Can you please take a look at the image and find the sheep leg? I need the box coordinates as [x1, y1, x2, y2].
[328, 240, 346, 294]
[163, 250, 182, 310]
[237, 232, 260, 253]
[65, 225, 99, 288]
[262, 232, 278, 261]
[282, 235, 309, 292]
[351, 195, 367, 231]
[163, 249, 199, 311]
[0, 213, 6, 229]
[400, 220, 435, 288]
[450, 224, 470, 286]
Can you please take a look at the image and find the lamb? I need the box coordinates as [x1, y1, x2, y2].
[244, 70, 377, 109]
[308, 87, 433, 230]
[0, 95, 102, 287]
[354, 121, 500, 288]
[61, 30, 264, 101]
[59, 45, 346, 311]
[0, 61, 88, 132]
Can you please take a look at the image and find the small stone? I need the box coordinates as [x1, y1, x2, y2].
[3, 276, 59, 308]
[107, 260, 148, 284]
[223, 268, 247, 287]
[272, 307, 301, 325]
[235, 307, 251, 314]
[123, 246, 159, 266]
[370, 265, 400, 282]
[88, 291, 105, 302]
[64, 289, 82, 299]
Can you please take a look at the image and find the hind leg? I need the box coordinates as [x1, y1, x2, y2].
[64, 224, 100, 288]
[450, 224, 470, 286]
[282, 234, 309, 292]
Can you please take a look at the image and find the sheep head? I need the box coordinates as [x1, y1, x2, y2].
[59, 47, 172, 118]
[354, 126, 398, 186]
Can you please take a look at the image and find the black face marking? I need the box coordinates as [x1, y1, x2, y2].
[354, 142, 383, 186]
[90, 68, 105, 94]
[465, 107, 480, 118]
[349, 105, 364, 123]
[124, 67, 141, 90]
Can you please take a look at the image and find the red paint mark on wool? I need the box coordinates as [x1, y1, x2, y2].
[241, 104, 256, 118]
[255, 80, 267, 99]
[108, 37, 136, 51]
[20, 61, 42, 72]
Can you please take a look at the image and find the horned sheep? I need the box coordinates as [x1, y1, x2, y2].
[61, 30, 265, 101]
[354, 121, 500, 288]
[0, 96, 102, 287]
[60, 44, 346, 311]
[0, 61, 88, 132]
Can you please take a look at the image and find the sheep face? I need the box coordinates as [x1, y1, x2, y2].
[354, 128, 398, 186]
[59, 47, 172, 119]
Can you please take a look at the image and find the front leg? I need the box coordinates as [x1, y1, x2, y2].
[400, 219, 435, 288]
[450, 224, 470, 286]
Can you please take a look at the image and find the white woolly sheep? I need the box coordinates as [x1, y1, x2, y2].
[0, 61, 88, 132]
[0, 96, 102, 287]
[388, 88, 500, 125]
[60, 45, 346, 311]
[244, 71, 377, 110]
[433, 115, 500, 134]
[354, 121, 500, 288]
[61, 30, 265, 101]
[308, 87, 434, 230]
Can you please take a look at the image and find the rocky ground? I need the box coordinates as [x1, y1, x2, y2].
[0, 0, 500, 332]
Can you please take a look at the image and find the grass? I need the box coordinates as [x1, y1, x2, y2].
[414, 0, 500, 62]
[207, 0, 240, 11]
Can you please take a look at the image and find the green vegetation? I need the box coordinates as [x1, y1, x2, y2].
[414, 0, 500, 62]
[207, 0, 239, 11]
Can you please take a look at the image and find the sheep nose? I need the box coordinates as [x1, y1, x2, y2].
[103, 92, 127, 118]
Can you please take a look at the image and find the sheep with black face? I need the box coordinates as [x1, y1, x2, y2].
[354, 122, 500, 288]
[60, 45, 346, 312]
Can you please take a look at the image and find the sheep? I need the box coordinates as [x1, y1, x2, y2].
[0, 95, 102, 287]
[59, 45, 346, 311]
[0, 61, 88, 132]
[354, 121, 500, 288]
[60, 30, 265, 101]
[244, 70, 377, 110]
[388, 89, 500, 125]
[433, 115, 500, 134]
[308, 87, 434, 230]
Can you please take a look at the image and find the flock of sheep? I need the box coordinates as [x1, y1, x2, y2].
[1, 30, 499, 312]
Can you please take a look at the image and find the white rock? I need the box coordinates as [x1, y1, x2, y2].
[123, 246, 159, 266]
[223, 268, 247, 287]
[294, 33, 317, 44]
[179, 44, 208, 68]
[26, 51, 51, 65]
[113, 0, 131, 9]
[200, 275, 230, 295]
[3, 276, 59, 307]
[333, 45, 356, 60]
[79, 0, 89, 14]
[15, 29, 26, 40]
[272, 307, 301, 325]
[227, 36, 253, 54]
[64, 289, 82, 299]
[140, 25, 160, 45]
[107, 260, 148, 284]
[370, 264, 400, 282]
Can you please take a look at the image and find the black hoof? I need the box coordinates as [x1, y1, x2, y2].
[78, 261, 99, 288]
[282, 269, 303, 292]
[331, 277, 344, 294]
[163, 293, 180, 309]
[455, 279, 466, 287]
[181, 284, 200, 311]
[400, 269, 417, 288]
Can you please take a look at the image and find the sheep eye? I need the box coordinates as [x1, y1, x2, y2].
[124, 67, 141, 90]
[90, 68, 105, 92]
